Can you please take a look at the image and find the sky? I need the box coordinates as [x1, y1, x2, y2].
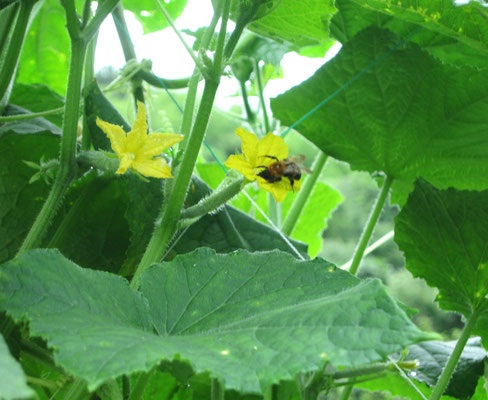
[94, 0, 341, 109]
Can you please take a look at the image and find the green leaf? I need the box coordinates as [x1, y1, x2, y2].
[10, 83, 65, 127]
[404, 337, 487, 399]
[248, 0, 337, 48]
[0, 334, 34, 400]
[394, 181, 488, 317]
[271, 27, 488, 195]
[46, 175, 131, 273]
[331, 0, 488, 68]
[121, 0, 188, 34]
[0, 120, 59, 262]
[232, 32, 291, 66]
[471, 377, 488, 400]
[17, 0, 70, 94]
[0, 248, 434, 393]
[196, 162, 226, 190]
[282, 181, 342, 258]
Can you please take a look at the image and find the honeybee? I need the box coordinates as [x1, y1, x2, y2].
[257, 155, 309, 190]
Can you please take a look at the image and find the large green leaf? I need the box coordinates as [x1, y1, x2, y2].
[331, 0, 488, 68]
[0, 248, 434, 393]
[121, 0, 187, 34]
[0, 334, 34, 400]
[0, 112, 60, 262]
[394, 181, 488, 318]
[17, 0, 70, 94]
[403, 337, 487, 399]
[271, 27, 488, 197]
[248, 0, 336, 48]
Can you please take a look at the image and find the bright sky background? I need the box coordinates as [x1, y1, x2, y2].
[95, 0, 341, 110]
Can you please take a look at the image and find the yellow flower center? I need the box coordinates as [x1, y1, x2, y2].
[127, 152, 136, 161]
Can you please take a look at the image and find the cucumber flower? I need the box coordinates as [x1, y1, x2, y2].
[225, 128, 302, 202]
[96, 101, 183, 178]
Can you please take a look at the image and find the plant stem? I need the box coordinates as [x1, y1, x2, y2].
[82, 0, 119, 42]
[131, 77, 220, 288]
[63, 378, 88, 400]
[19, 38, 87, 252]
[180, 176, 246, 219]
[348, 175, 393, 275]
[128, 371, 153, 400]
[238, 79, 256, 125]
[26, 376, 60, 391]
[211, 378, 225, 400]
[429, 306, 482, 400]
[0, 0, 36, 103]
[254, 59, 270, 133]
[340, 230, 394, 270]
[131, 0, 236, 288]
[155, 0, 206, 75]
[82, 33, 97, 150]
[338, 384, 354, 400]
[112, 3, 145, 104]
[282, 152, 328, 236]
[0, 106, 65, 122]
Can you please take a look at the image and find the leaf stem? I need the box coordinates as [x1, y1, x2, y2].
[0, 2, 19, 57]
[180, 175, 246, 220]
[0, 106, 65, 122]
[348, 175, 393, 275]
[82, 0, 119, 42]
[282, 152, 328, 236]
[62, 378, 88, 400]
[19, 38, 87, 252]
[254, 59, 270, 133]
[0, 0, 36, 104]
[429, 306, 483, 400]
[154, 0, 207, 75]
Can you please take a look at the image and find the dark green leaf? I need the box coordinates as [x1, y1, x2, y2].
[121, 0, 188, 34]
[0, 248, 434, 392]
[17, 0, 70, 94]
[394, 181, 488, 317]
[10, 83, 65, 127]
[404, 337, 487, 399]
[248, 0, 337, 48]
[271, 27, 488, 194]
[233, 32, 291, 66]
[0, 334, 34, 400]
[46, 175, 131, 273]
[0, 120, 59, 262]
[471, 377, 488, 400]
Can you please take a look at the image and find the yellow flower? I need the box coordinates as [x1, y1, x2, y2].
[224, 128, 302, 202]
[96, 101, 183, 178]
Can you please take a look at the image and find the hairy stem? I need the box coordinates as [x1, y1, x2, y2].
[429, 306, 483, 400]
[0, 2, 19, 57]
[282, 152, 328, 236]
[19, 39, 87, 252]
[348, 175, 393, 275]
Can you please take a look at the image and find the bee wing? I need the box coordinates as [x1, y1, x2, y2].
[288, 155, 306, 163]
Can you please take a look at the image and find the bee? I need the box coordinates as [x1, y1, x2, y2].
[257, 155, 309, 190]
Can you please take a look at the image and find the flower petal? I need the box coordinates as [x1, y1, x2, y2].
[235, 127, 259, 167]
[256, 132, 288, 166]
[139, 133, 183, 158]
[96, 118, 127, 156]
[225, 154, 256, 181]
[116, 153, 134, 174]
[126, 101, 148, 152]
[132, 158, 172, 178]
[257, 177, 288, 202]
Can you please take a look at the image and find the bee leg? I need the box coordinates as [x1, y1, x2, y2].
[263, 155, 279, 161]
[288, 177, 295, 190]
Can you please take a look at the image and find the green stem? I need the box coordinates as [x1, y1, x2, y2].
[112, 3, 144, 104]
[0, 106, 65, 122]
[0, 2, 19, 56]
[82, 0, 119, 42]
[333, 363, 387, 380]
[155, 0, 206, 75]
[213, 0, 230, 76]
[348, 175, 393, 275]
[429, 306, 482, 400]
[128, 371, 153, 400]
[0, 0, 36, 103]
[282, 152, 328, 236]
[131, 78, 220, 288]
[180, 176, 246, 220]
[136, 70, 198, 90]
[238, 79, 256, 124]
[223, 1, 259, 59]
[26, 376, 60, 391]
[267, 192, 280, 227]
[211, 378, 225, 400]
[254, 59, 270, 133]
[82, 33, 97, 150]
[340, 230, 394, 270]
[19, 38, 87, 252]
